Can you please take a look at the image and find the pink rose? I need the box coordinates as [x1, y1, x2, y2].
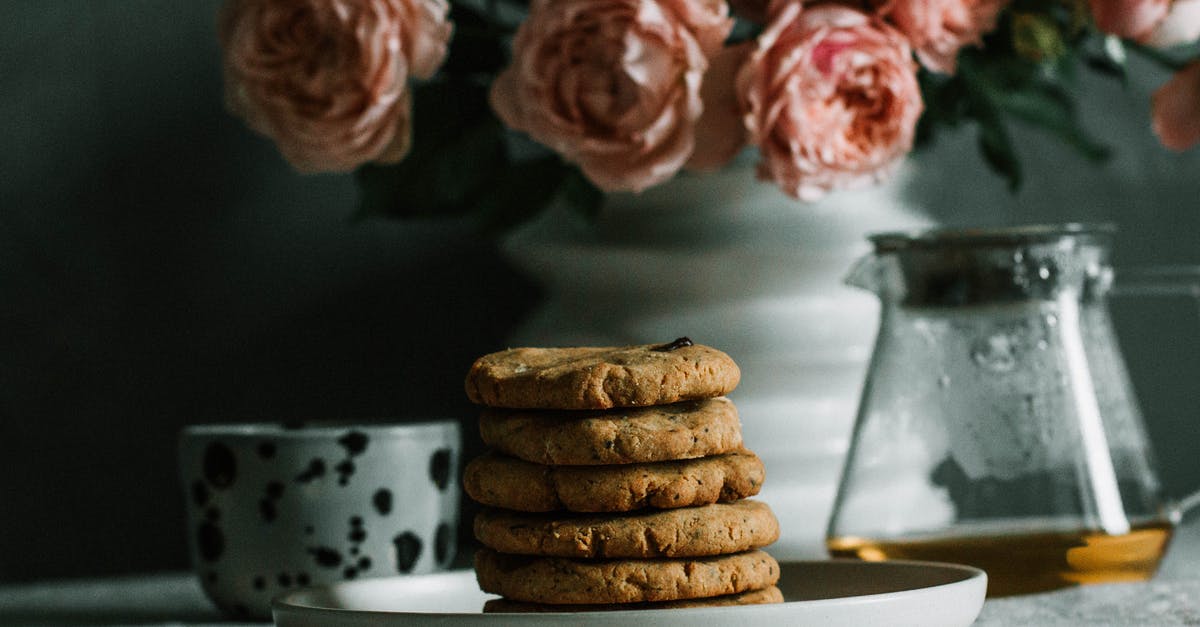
[1145, 0, 1200, 47]
[219, 0, 452, 173]
[1089, 0, 1170, 40]
[737, 3, 924, 200]
[1152, 61, 1200, 151]
[489, 0, 734, 193]
[881, 0, 1008, 74]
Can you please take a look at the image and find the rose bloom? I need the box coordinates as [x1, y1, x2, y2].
[1152, 61, 1200, 151]
[1089, 0, 1170, 40]
[489, 0, 734, 193]
[1145, 0, 1200, 47]
[881, 0, 1008, 74]
[220, 0, 452, 173]
[737, 2, 924, 201]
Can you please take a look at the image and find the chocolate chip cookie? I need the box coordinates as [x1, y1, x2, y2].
[464, 340, 740, 409]
[479, 397, 742, 466]
[482, 585, 783, 612]
[463, 450, 765, 513]
[474, 548, 780, 604]
[474, 500, 779, 558]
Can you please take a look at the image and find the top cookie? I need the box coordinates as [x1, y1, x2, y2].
[464, 339, 740, 410]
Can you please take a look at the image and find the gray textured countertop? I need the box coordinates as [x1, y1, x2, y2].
[1, 520, 1197, 626]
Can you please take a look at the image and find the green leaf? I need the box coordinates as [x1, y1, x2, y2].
[998, 85, 1111, 162]
[978, 123, 1022, 192]
[959, 62, 1022, 191]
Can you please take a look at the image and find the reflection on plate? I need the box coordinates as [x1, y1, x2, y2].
[273, 559, 986, 627]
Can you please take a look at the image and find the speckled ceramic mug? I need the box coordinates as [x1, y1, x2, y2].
[178, 421, 460, 620]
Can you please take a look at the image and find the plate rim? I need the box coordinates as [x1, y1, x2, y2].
[271, 558, 987, 619]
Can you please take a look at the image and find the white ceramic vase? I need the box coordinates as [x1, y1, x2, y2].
[501, 159, 931, 558]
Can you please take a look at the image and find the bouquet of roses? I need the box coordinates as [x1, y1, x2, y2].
[218, 0, 1200, 228]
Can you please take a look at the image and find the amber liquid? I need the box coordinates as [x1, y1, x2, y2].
[827, 522, 1174, 597]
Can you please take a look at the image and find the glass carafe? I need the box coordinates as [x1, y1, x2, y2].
[825, 224, 1189, 597]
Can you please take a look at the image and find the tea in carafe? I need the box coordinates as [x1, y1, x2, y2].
[828, 521, 1173, 597]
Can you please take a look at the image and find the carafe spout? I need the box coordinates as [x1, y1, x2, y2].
[844, 253, 883, 294]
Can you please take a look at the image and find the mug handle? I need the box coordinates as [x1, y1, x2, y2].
[1111, 265, 1200, 521]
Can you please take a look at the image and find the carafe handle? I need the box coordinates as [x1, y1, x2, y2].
[1112, 265, 1200, 521]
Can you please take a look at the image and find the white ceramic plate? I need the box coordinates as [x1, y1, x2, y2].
[273, 559, 986, 626]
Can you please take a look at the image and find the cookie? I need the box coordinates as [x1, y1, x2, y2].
[464, 339, 740, 409]
[463, 450, 765, 512]
[482, 585, 783, 612]
[474, 500, 779, 558]
[474, 548, 780, 604]
[479, 397, 742, 466]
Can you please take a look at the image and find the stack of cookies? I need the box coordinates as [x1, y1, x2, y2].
[462, 338, 782, 612]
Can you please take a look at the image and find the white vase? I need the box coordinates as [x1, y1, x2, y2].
[501, 160, 932, 558]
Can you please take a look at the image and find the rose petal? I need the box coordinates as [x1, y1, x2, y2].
[1152, 61, 1200, 152]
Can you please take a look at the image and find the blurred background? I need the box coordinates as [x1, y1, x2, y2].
[1, 1, 1197, 581]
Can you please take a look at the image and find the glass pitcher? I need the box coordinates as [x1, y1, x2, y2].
[825, 224, 1197, 597]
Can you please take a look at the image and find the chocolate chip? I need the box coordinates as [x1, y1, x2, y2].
[652, 337, 693, 352]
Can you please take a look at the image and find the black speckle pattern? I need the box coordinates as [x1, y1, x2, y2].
[337, 431, 369, 456]
[260, 479, 286, 522]
[191, 481, 209, 507]
[277, 573, 292, 587]
[335, 460, 355, 486]
[253, 576, 265, 591]
[203, 442, 237, 489]
[305, 525, 315, 535]
[197, 522, 224, 562]
[257, 441, 276, 459]
[307, 546, 343, 568]
[358, 556, 372, 570]
[343, 566, 359, 579]
[296, 458, 326, 483]
[348, 515, 367, 549]
[281, 420, 306, 430]
[435, 522, 453, 565]
[429, 449, 452, 491]
[297, 573, 311, 586]
[372, 488, 393, 515]
[393, 532, 422, 573]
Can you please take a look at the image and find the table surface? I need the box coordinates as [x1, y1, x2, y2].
[2, 520, 1197, 626]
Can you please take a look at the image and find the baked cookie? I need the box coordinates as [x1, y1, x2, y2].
[474, 500, 779, 558]
[463, 450, 765, 512]
[474, 548, 780, 604]
[464, 339, 740, 409]
[483, 585, 783, 612]
[479, 397, 742, 466]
